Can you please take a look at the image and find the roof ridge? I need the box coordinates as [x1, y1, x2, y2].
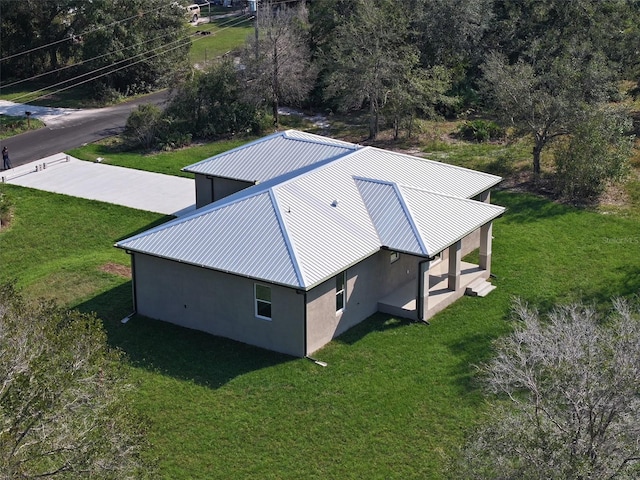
[269, 188, 306, 288]
[353, 176, 430, 256]
[182, 130, 288, 172]
[269, 147, 364, 193]
[282, 130, 361, 150]
[390, 182, 430, 256]
[398, 182, 506, 210]
[361, 146, 503, 181]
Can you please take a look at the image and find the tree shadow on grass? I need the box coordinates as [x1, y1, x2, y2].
[564, 265, 640, 309]
[445, 331, 504, 399]
[494, 191, 573, 224]
[75, 283, 292, 390]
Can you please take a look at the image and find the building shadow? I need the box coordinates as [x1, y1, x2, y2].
[332, 312, 416, 346]
[75, 283, 292, 390]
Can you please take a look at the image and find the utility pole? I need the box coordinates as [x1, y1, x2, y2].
[254, 0, 259, 61]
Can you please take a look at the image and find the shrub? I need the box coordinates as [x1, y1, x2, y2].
[123, 104, 165, 150]
[555, 107, 633, 201]
[457, 119, 504, 142]
[486, 152, 516, 177]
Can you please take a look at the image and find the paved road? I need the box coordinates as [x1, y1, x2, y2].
[0, 90, 169, 168]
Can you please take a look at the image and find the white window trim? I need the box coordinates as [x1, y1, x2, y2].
[336, 271, 346, 314]
[254, 283, 272, 321]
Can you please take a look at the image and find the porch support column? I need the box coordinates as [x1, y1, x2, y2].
[480, 221, 493, 273]
[448, 240, 462, 291]
[417, 259, 430, 322]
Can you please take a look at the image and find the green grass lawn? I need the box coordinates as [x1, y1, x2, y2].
[0, 115, 45, 139]
[2, 173, 639, 478]
[188, 15, 253, 66]
[67, 137, 254, 177]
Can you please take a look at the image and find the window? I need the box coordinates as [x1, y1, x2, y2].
[390, 251, 400, 263]
[336, 271, 346, 312]
[255, 284, 272, 320]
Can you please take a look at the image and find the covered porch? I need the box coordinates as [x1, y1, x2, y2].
[378, 261, 489, 321]
[378, 221, 495, 321]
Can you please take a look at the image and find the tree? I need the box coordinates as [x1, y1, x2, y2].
[0, 0, 188, 100]
[0, 283, 147, 479]
[481, 48, 614, 175]
[555, 106, 633, 201]
[123, 103, 165, 149]
[457, 298, 640, 480]
[0, 0, 88, 78]
[410, 0, 493, 70]
[80, 0, 189, 98]
[167, 59, 259, 139]
[240, 1, 316, 127]
[383, 65, 453, 140]
[485, 0, 640, 74]
[322, 0, 422, 139]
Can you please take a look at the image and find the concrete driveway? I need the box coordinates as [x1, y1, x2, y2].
[1, 153, 195, 217]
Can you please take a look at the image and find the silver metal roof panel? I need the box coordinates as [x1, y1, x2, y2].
[274, 171, 380, 288]
[341, 148, 502, 199]
[355, 178, 424, 254]
[399, 185, 505, 254]
[117, 191, 301, 287]
[118, 131, 505, 289]
[183, 130, 360, 183]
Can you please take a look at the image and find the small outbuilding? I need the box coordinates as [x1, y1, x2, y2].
[116, 130, 505, 356]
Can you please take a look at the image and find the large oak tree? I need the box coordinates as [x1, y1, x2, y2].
[0, 284, 148, 479]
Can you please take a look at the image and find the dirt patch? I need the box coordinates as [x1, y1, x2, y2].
[99, 263, 131, 278]
[0, 215, 12, 230]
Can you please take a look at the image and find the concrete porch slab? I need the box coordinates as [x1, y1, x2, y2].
[378, 261, 489, 321]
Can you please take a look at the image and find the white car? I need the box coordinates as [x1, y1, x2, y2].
[185, 4, 200, 22]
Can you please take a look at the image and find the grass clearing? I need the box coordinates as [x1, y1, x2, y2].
[67, 136, 254, 177]
[0, 185, 164, 303]
[0, 115, 45, 139]
[2, 174, 639, 478]
[188, 15, 253, 66]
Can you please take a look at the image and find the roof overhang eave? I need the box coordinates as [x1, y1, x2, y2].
[114, 247, 306, 290]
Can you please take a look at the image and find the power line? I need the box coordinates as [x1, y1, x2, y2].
[0, 3, 179, 63]
[12, 14, 254, 105]
[0, 13, 250, 90]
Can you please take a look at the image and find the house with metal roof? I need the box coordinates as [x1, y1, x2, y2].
[116, 130, 505, 357]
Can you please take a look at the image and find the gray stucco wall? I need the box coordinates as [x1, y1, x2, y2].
[305, 250, 418, 354]
[132, 253, 306, 356]
[194, 174, 254, 208]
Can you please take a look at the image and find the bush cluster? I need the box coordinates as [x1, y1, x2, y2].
[457, 119, 505, 142]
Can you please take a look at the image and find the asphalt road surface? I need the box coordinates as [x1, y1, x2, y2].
[1, 90, 169, 169]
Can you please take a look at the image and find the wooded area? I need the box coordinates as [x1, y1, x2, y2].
[3, 0, 640, 194]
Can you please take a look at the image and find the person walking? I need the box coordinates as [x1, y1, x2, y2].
[2, 146, 11, 170]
